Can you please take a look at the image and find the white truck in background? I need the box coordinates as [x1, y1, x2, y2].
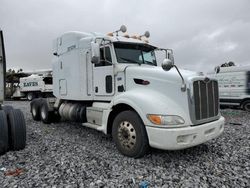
[0, 30, 26, 155]
[209, 65, 250, 111]
[30, 26, 224, 158]
[12, 70, 53, 101]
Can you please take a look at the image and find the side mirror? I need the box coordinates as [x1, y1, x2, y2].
[91, 42, 100, 64]
[167, 50, 174, 64]
[162, 59, 174, 71]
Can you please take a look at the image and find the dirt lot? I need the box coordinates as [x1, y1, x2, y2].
[0, 101, 249, 187]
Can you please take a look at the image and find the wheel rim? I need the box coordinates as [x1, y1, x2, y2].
[41, 106, 46, 120]
[118, 121, 136, 150]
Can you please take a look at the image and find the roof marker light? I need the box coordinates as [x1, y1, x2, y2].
[107, 32, 113, 37]
[123, 34, 130, 38]
[130, 35, 138, 39]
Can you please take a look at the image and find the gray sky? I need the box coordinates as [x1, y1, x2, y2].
[0, 0, 249, 72]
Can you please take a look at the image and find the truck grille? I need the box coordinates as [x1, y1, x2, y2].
[193, 80, 219, 120]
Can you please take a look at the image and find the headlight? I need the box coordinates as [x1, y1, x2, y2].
[147, 114, 185, 125]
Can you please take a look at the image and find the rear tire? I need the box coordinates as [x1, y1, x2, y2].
[52, 112, 61, 123]
[8, 109, 26, 151]
[242, 100, 250, 112]
[30, 100, 41, 121]
[112, 110, 149, 158]
[0, 110, 8, 155]
[79, 106, 87, 123]
[40, 101, 52, 124]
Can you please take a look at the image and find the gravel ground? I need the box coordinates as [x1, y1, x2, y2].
[0, 101, 249, 187]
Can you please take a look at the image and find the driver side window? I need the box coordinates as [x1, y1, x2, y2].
[95, 46, 112, 67]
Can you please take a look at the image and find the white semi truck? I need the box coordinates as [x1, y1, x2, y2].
[12, 70, 53, 101]
[30, 26, 225, 158]
[0, 30, 26, 155]
[210, 65, 250, 111]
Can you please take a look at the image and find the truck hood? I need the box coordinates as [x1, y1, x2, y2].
[121, 65, 197, 126]
[123, 65, 200, 85]
[114, 64, 217, 126]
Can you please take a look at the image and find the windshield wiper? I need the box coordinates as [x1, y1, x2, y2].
[144, 60, 156, 66]
[119, 57, 141, 65]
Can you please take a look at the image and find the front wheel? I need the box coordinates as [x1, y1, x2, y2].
[112, 110, 149, 158]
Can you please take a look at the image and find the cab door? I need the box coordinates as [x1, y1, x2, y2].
[93, 46, 114, 97]
[0, 30, 6, 102]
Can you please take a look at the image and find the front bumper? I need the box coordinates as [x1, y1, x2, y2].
[146, 116, 225, 150]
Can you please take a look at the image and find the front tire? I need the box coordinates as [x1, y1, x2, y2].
[112, 110, 149, 158]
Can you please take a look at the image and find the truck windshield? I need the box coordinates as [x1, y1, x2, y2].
[114, 42, 157, 66]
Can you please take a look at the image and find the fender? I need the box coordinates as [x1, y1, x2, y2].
[111, 88, 192, 127]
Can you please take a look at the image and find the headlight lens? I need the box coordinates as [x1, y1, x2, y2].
[147, 114, 185, 125]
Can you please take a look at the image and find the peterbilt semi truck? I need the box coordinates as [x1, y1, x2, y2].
[12, 70, 53, 101]
[30, 26, 225, 158]
[0, 30, 26, 155]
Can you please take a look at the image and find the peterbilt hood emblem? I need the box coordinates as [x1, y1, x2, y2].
[204, 77, 210, 83]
